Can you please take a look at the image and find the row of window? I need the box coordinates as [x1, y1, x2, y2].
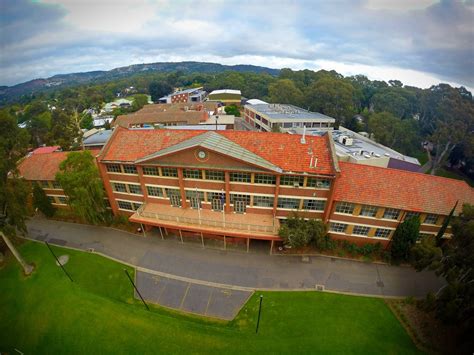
[47, 195, 68, 205]
[117, 200, 143, 211]
[111, 182, 142, 195]
[334, 202, 440, 224]
[329, 222, 392, 238]
[38, 180, 62, 189]
[106, 164, 330, 188]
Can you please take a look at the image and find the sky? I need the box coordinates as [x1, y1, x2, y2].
[1, 0, 473, 91]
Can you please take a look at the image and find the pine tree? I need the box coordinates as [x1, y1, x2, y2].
[390, 216, 420, 262]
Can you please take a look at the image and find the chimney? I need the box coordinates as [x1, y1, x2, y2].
[301, 125, 306, 144]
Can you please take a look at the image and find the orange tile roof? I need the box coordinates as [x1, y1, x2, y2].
[334, 162, 474, 215]
[99, 128, 336, 175]
[17, 151, 69, 181]
[113, 111, 207, 128]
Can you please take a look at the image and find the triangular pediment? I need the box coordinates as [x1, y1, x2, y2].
[135, 131, 283, 173]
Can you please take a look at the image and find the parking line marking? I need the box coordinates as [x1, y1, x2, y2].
[179, 283, 191, 309]
[204, 288, 214, 316]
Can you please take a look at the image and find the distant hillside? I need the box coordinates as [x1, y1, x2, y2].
[0, 61, 280, 104]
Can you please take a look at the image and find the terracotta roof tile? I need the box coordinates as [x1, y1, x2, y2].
[99, 128, 336, 175]
[18, 151, 69, 181]
[334, 162, 474, 215]
[32, 146, 61, 154]
[113, 111, 207, 128]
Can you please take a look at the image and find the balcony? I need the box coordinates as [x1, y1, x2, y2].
[130, 203, 280, 239]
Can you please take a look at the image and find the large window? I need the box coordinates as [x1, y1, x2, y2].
[205, 170, 224, 181]
[165, 188, 180, 197]
[359, 205, 378, 217]
[330, 223, 347, 233]
[57, 196, 68, 205]
[405, 211, 421, 220]
[277, 197, 300, 209]
[280, 175, 304, 186]
[306, 178, 330, 189]
[161, 168, 178, 177]
[353, 225, 370, 236]
[254, 174, 276, 185]
[143, 166, 159, 176]
[47, 196, 56, 203]
[183, 169, 201, 179]
[374, 228, 392, 238]
[335, 202, 355, 214]
[253, 196, 274, 207]
[117, 200, 142, 211]
[303, 199, 325, 211]
[424, 214, 438, 224]
[40, 181, 50, 188]
[52, 181, 62, 189]
[383, 208, 400, 220]
[230, 194, 251, 206]
[112, 182, 127, 193]
[106, 164, 121, 173]
[230, 172, 251, 183]
[123, 165, 137, 174]
[185, 190, 204, 201]
[147, 186, 164, 197]
[128, 184, 142, 195]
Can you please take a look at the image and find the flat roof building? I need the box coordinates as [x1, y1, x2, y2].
[158, 87, 207, 104]
[244, 103, 335, 133]
[328, 126, 420, 172]
[207, 89, 241, 105]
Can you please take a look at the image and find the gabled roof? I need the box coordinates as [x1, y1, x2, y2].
[18, 151, 69, 181]
[334, 162, 474, 215]
[98, 128, 336, 175]
[136, 131, 283, 173]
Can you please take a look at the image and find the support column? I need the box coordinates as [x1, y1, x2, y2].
[270, 240, 274, 255]
[272, 175, 281, 216]
[177, 168, 187, 209]
[247, 238, 250, 253]
[159, 227, 164, 240]
[224, 171, 231, 213]
[136, 166, 148, 201]
[179, 229, 183, 244]
[224, 235, 226, 250]
[140, 223, 146, 238]
[322, 176, 338, 223]
[201, 232, 204, 248]
[97, 161, 119, 215]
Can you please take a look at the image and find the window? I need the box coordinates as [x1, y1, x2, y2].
[205, 170, 224, 181]
[424, 214, 438, 224]
[353, 225, 370, 236]
[128, 184, 142, 195]
[104, 199, 111, 208]
[208, 192, 225, 202]
[52, 181, 62, 189]
[254, 174, 276, 185]
[419, 233, 434, 239]
[112, 182, 127, 193]
[280, 175, 304, 186]
[405, 211, 421, 220]
[335, 202, 355, 214]
[147, 186, 164, 197]
[185, 190, 204, 201]
[359, 205, 378, 217]
[230, 172, 251, 183]
[47, 196, 56, 203]
[106, 164, 121, 173]
[283, 122, 292, 128]
[117, 200, 133, 211]
[132, 202, 142, 211]
[123, 165, 137, 174]
[277, 197, 300, 209]
[183, 169, 201, 179]
[253, 196, 274, 207]
[374, 228, 392, 238]
[40, 181, 50, 188]
[143, 166, 159, 176]
[306, 178, 331, 189]
[330, 223, 347, 233]
[165, 188, 181, 197]
[161, 168, 178, 177]
[303, 199, 325, 211]
[230, 194, 251, 206]
[57, 196, 67, 205]
[383, 208, 400, 220]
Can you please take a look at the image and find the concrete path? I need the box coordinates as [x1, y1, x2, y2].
[26, 217, 444, 298]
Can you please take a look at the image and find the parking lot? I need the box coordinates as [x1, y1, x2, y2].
[135, 270, 253, 320]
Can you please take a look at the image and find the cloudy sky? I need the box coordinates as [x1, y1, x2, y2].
[1, 0, 473, 90]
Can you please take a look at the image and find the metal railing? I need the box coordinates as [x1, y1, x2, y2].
[137, 205, 277, 234]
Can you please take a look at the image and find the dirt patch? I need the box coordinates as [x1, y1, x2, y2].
[386, 299, 462, 354]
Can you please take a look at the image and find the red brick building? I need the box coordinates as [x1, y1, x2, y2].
[18, 129, 474, 251]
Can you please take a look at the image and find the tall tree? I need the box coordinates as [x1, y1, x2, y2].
[149, 81, 172, 102]
[268, 79, 304, 106]
[390, 216, 420, 263]
[55, 151, 107, 224]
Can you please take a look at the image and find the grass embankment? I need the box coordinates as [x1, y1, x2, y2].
[0, 242, 420, 354]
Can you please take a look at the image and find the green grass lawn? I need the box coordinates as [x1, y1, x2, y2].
[0, 241, 420, 354]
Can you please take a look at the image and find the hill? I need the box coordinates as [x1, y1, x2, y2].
[0, 61, 280, 104]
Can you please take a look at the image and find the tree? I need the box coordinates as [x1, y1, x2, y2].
[132, 94, 149, 111]
[80, 113, 93, 130]
[149, 81, 172, 102]
[27, 111, 51, 147]
[48, 110, 79, 150]
[268, 79, 304, 106]
[32, 182, 56, 217]
[224, 105, 240, 117]
[390, 216, 420, 262]
[278, 214, 327, 248]
[410, 235, 442, 271]
[56, 151, 107, 224]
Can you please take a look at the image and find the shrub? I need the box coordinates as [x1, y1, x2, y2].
[32, 182, 56, 217]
